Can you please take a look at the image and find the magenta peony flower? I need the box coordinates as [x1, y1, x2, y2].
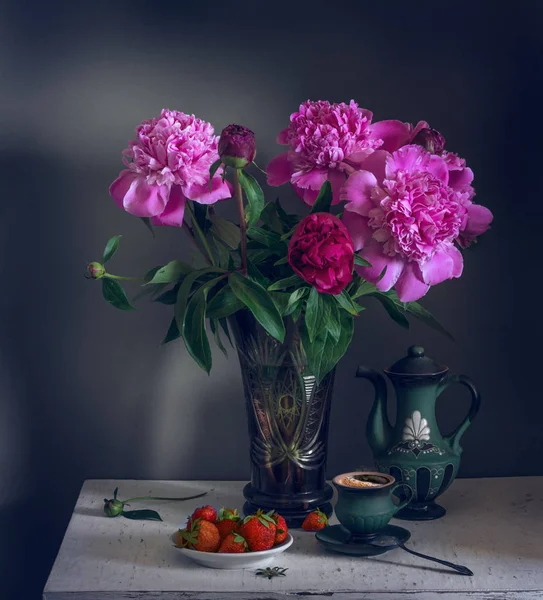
[266, 99, 410, 205]
[341, 145, 493, 302]
[218, 124, 256, 168]
[288, 213, 354, 295]
[109, 109, 231, 226]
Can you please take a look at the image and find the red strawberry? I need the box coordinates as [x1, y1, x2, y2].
[301, 508, 328, 531]
[189, 505, 217, 524]
[218, 532, 248, 553]
[215, 507, 241, 540]
[271, 512, 288, 545]
[177, 518, 221, 552]
[239, 509, 277, 552]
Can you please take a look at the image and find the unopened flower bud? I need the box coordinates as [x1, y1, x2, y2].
[218, 124, 256, 168]
[412, 127, 446, 155]
[103, 497, 124, 517]
[86, 262, 106, 280]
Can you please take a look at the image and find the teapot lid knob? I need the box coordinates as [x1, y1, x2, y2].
[385, 345, 447, 376]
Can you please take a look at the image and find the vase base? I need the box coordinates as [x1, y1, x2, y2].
[394, 501, 446, 521]
[242, 482, 334, 528]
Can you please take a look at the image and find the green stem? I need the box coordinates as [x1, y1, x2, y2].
[103, 273, 142, 282]
[186, 202, 216, 266]
[233, 168, 248, 276]
[182, 220, 211, 265]
[123, 491, 208, 503]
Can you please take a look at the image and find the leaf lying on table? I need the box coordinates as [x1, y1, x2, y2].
[255, 566, 288, 579]
[121, 509, 162, 522]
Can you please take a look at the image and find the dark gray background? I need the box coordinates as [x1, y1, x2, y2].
[1, 0, 542, 597]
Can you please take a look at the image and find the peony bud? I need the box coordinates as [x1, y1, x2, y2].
[86, 262, 106, 279]
[411, 127, 446, 155]
[218, 124, 256, 168]
[104, 497, 124, 517]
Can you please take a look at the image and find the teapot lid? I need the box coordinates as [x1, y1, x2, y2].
[386, 345, 446, 375]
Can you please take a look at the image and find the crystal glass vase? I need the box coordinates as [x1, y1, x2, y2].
[229, 310, 335, 527]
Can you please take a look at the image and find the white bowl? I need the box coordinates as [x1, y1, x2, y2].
[172, 533, 294, 569]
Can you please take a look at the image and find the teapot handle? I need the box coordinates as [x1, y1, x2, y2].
[437, 375, 481, 453]
[390, 482, 414, 514]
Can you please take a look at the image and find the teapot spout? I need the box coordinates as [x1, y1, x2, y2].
[356, 367, 393, 456]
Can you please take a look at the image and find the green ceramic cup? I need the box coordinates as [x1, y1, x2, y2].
[332, 471, 413, 537]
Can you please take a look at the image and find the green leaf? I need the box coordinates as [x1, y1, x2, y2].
[210, 318, 227, 357]
[121, 509, 162, 522]
[351, 279, 377, 299]
[182, 286, 212, 374]
[102, 279, 135, 311]
[282, 288, 308, 317]
[175, 267, 225, 333]
[334, 290, 362, 316]
[246, 227, 284, 249]
[310, 180, 333, 214]
[218, 318, 233, 347]
[228, 272, 285, 342]
[326, 297, 342, 342]
[143, 265, 163, 283]
[280, 225, 298, 241]
[268, 274, 302, 291]
[259, 202, 285, 234]
[304, 287, 322, 343]
[286, 288, 308, 312]
[291, 301, 303, 323]
[161, 318, 181, 345]
[370, 292, 410, 329]
[404, 300, 455, 341]
[247, 248, 273, 265]
[270, 292, 290, 316]
[301, 310, 354, 383]
[209, 214, 240, 249]
[247, 260, 270, 288]
[102, 235, 121, 264]
[206, 285, 244, 319]
[238, 170, 265, 227]
[354, 254, 372, 267]
[208, 159, 222, 190]
[273, 256, 289, 266]
[140, 217, 155, 238]
[212, 237, 233, 270]
[153, 286, 179, 305]
[146, 260, 193, 285]
[275, 198, 300, 229]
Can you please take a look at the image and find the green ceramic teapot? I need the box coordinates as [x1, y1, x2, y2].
[357, 345, 480, 521]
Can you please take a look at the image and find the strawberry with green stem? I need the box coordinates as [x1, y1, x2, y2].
[301, 508, 328, 531]
[240, 509, 277, 552]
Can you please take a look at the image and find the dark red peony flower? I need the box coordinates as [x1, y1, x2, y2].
[218, 124, 257, 168]
[411, 127, 446, 155]
[288, 213, 354, 295]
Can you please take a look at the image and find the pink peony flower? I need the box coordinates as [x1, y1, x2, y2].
[288, 212, 354, 295]
[266, 99, 410, 205]
[341, 145, 493, 302]
[109, 109, 231, 226]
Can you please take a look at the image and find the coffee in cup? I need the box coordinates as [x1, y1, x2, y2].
[332, 471, 413, 536]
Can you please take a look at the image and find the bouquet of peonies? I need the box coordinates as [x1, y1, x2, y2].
[87, 101, 492, 382]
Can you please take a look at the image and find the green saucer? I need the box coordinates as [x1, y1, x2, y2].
[315, 524, 411, 556]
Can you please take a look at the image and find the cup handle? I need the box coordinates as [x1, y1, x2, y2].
[391, 482, 414, 514]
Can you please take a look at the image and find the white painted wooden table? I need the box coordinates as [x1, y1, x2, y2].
[43, 477, 543, 599]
